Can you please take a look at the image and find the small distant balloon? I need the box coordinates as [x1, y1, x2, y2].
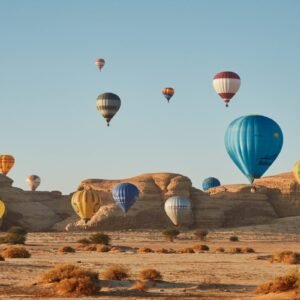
[26, 175, 41, 191]
[96, 92, 121, 126]
[95, 58, 105, 71]
[162, 87, 175, 103]
[202, 177, 221, 191]
[112, 183, 139, 214]
[213, 71, 241, 107]
[0, 155, 15, 176]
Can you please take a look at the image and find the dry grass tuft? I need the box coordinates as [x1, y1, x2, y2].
[242, 247, 255, 253]
[0, 233, 26, 245]
[162, 229, 180, 242]
[130, 280, 149, 292]
[0, 255, 4, 261]
[137, 247, 154, 253]
[229, 247, 242, 254]
[77, 238, 91, 244]
[139, 268, 163, 282]
[215, 247, 225, 253]
[83, 245, 97, 251]
[101, 264, 129, 281]
[96, 245, 111, 252]
[270, 251, 300, 264]
[59, 246, 75, 253]
[110, 246, 124, 253]
[256, 269, 300, 294]
[178, 247, 195, 254]
[1, 246, 31, 258]
[229, 236, 239, 242]
[193, 244, 210, 251]
[89, 233, 110, 245]
[155, 248, 169, 254]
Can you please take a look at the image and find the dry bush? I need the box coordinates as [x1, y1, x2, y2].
[96, 245, 111, 252]
[155, 248, 169, 254]
[270, 251, 300, 265]
[7, 226, 27, 236]
[139, 268, 163, 282]
[110, 246, 124, 253]
[0, 233, 26, 245]
[229, 247, 242, 254]
[137, 247, 154, 253]
[178, 247, 195, 254]
[194, 229, 208, 241]
[168, 248, 176, 254]
[255, 269, 300, 294]
[193, 244, 210, 251]
[229, 236, 239, 242]
[83, 245, 97, 251]
[89, 233, 110, 245]
[40, 264, 99, 297]
[1, 246, 31, 258]
[0, 255, 4, 261]
[77, 238, 91, 244]
[101, 264, 129, 280]
[130, 280, 149, 292]
[242, 247, 255, 253]
[215, 247, 225, 253]
[59, 246, 76, 253]
[162, 229, 180, 242]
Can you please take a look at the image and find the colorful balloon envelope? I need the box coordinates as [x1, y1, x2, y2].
[0, 200, 6, 219]
[225, 115, 283, 183]
[293, 161, 300, 184]
[202, 177, 221, 191]
[164, 196, 192, 226]
[95, 58, 105, 71]
[26, 175, 41, 191]
[112, 182, 139, 214]
[96, 92, 121, 126]
[0, 155, 15, 176]
[213, 71, 241, 107]
[162, 87, 175, 102]
[71, 190, 101, 224]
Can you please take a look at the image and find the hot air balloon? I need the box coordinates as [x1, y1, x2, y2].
[293, 161, 300, 184]
[71, 190, 101, 223]
[96, 92, 121, 126]
[213, 71, 241, 107]
[164, 196, 192, 226]
[202, 177, 221, 191]
[0, 200, 6, 219]
[95, 58, 105, 71]
[26, 175, 41, 191]
[225, 115, 283, 183]
[0, 155, 15, 176]
[112, 183, 139, 214]
[162, 87, 175, 102]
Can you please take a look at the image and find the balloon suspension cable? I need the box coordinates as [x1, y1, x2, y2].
[107, 122, 110, 127]
[225, 103, 229, 107]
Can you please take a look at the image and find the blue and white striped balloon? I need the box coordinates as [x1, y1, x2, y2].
[112, 183, 139, 214]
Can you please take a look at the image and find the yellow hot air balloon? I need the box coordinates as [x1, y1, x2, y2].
[293, 161, 300, 184]
[71, 190, 101, 223]
[0, 200, 6, 219]
[0, 155, 15, 176]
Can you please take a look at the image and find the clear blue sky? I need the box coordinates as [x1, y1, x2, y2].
[0, 0, 299, 193]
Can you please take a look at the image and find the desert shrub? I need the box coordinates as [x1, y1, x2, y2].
[139, 268, 163, 282]
[215, 247, 225, 253]
[178, 247, 195, 254]
[1, 246, 31, 258]
[77, 238, 91, 244]
[89, 233, 110, 245]
[83, 245, 97, 251]
[229, 236, 239, 242]
[130, 280, 149, 292]
[137, 247, 154, 253]
[96, 245, 111, 252]
[194, 229, 208, 241]
[193, 244, 210, 251]
[40, 264, 99, 296]
[242, 247, 255, 253]
[59, 246, 76, 253]
[168, 248, 176, 254]
[0, 233, 26, 244]
[162, 229, 180, 242]
[0, 255, 4, 261]
[255, 269, 300, 294]
[7, 226, 27, 236]
[155, 248, 169, 254]
[229, 247, 242, 254]
[101, 264, 129, 280]
[110, 246, 124, 253]
[269, 251, 300, 264]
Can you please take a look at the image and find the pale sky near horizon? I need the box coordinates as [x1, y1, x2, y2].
[0, 0, 299, 193]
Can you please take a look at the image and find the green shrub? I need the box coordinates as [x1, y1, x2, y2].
[89, 233, 110, 245]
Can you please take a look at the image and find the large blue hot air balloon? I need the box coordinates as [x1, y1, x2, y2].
[202, 177, 221, 191]
[225, 115, 283, 183]
[112, 183, 139, 214]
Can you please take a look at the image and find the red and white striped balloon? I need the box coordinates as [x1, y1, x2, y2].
[213, 71, 241, 107]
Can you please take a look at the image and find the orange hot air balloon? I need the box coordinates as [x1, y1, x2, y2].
[162, 87, 175, 102]
[0, 155, 15, 176]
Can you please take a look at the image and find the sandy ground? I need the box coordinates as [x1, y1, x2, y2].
[1, 219, 300, 299]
